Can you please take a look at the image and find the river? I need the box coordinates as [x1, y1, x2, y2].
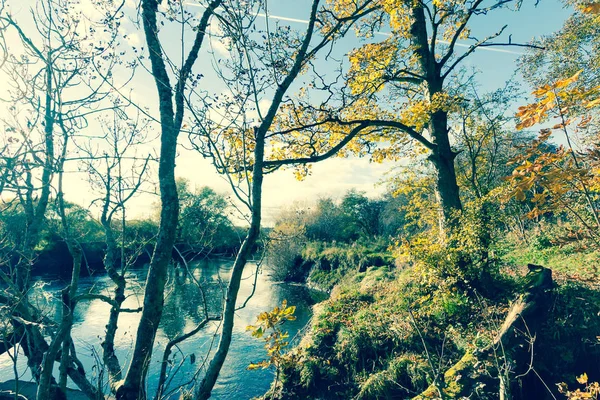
[0, 259, 323, 399]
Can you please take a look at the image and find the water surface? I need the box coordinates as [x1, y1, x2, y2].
[0, 259, 321, 399]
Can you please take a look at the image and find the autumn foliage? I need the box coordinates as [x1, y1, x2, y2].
[507, 70, 600, 247]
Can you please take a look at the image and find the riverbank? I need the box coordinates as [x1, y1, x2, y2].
[262, 241, 600, 400]
[270, 240, 395, 293]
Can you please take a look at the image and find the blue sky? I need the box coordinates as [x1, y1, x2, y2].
[180, 0, 571, 223]
[1, 0, 572, 225]
[206, 0, 570, 91]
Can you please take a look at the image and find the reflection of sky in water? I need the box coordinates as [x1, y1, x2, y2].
[0, 260, 321, 399]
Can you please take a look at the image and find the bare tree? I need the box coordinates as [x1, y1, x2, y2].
[36, 120, 88, 400]
[0, 0, 120, 396]
[187, 1, 382, 397]
[115, 1, 223, 398]
[76, 105, 153, 392]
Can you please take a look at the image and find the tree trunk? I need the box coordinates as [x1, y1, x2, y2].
[11, 46, 58, 391]
[38, 177, 84, 400]
[36, 288, 72, 400]
[413, 265, 553, 399]
[116, 0, 220, 395]
[58, 244, 82, 390]
[101, 275, 126, 386]
[116, 1, 181, 397]
[410, 4, 463, 231]
[12, 312, 48, 383]
[195, 130, 265, 400]
[117, 127, 179, 400]
[100, 224, 127, 387]
[428, 107, 462, 233]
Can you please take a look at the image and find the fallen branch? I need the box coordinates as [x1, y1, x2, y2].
[413, 264, 553, 399]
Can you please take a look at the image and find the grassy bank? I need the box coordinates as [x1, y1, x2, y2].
[259, 243, 600, 400]
[502, 244, 600, 283]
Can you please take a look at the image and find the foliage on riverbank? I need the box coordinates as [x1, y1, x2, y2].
[265, 190, 402, 286]
[260, 256, 600, 400]
[257, 190, 600, 399]
[266, 237, 394, 290]
[301, 240, 395, 292]
[258, 180, 600, 398]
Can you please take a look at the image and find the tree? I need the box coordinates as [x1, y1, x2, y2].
[453, 79, 522, 200]
[386, 162, 439, 236]
[188, 0, 381, 397]
[340, 190, 385, 238]
[0, 0, 118, 396]
[305, 198, 352, 242]
[520, 0, 600, 99]
[76, 105, 152, 391]
[506, 70, 600, 248]
[36, 127, 85, 400]
[116, 1, 222, 398]
[176, 179, 237, 256]
[275, 0, 542, 232]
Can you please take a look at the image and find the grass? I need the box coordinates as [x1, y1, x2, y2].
[264, 255, 600, 400]
[502, 242, 600, 283]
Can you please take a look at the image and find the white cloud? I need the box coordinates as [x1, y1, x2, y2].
[172, 134, 394, 225]
[120, 27, 142, 47]
[261, 157, 391, 224]
[207, 20, 230, 57]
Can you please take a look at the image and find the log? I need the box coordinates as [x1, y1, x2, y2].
[413, 264, 553, 399]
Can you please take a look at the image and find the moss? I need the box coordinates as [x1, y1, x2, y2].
[443, 351, 477, 396]
[411, 352, 477, 399]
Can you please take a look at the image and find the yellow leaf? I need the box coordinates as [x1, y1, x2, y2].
[585, 98, 600, 109]
[554, 70, 583, 89]
[577, 373, 589, 385]
[582, 3, 600, 13]
[532, 85, 551, 97]
[283, 306, 296, 315]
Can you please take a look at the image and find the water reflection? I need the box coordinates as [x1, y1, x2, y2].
[0, 260, 323, 399]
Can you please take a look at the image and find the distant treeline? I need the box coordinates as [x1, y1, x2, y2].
[273, 189, 411, 244]
[0, 181, 242, 276]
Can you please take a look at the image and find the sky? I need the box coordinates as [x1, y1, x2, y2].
[0, 0, 572, 225]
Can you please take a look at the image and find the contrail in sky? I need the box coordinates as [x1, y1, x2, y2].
[254, 13, 313, 24]
[184, 2, 524, 55]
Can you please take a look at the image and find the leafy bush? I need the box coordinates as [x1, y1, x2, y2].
[303, 241, 394, 291]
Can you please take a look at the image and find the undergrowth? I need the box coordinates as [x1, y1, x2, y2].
[258, 203, 600, 400]
[261, 236, 600, 400]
